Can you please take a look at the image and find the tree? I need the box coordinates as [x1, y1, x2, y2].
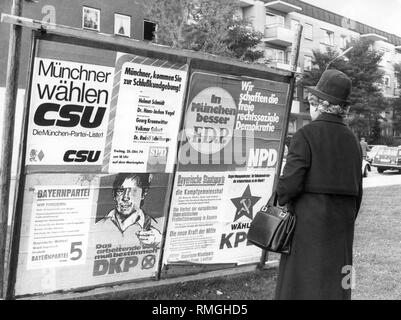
[144, 0, 264, 62]
[392, 63, 401, 137]
[301, 38, 387, 142]
[225, 20, 265, 62]
[142, 0, 194, 49]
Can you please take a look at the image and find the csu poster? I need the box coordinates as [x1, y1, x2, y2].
[25, 58, 114, 170]
[162, 71, 289, 266]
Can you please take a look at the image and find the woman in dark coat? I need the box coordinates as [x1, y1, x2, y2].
[275, 69, 363, 300]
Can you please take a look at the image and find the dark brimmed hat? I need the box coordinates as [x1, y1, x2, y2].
[306, 69, 351, 106]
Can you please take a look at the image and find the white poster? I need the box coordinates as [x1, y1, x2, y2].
[163, 169, 275, 265]
[104, 54, 188, 173]
[27, 185, 93, 269]
[25, 58, 114, 168]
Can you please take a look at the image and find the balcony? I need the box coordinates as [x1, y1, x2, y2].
[266, 58, 301, 73]
[263, 23, 295, 47]
[238, 0, 255, 7]
[360, 33, 388, 42]
[264, 1, 302, 13]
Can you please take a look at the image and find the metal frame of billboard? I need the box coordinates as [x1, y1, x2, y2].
[1, 14, 301, 300]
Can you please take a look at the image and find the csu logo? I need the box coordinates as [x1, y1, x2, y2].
[63, 150, 101, 163]
[34, 103, 106, 128]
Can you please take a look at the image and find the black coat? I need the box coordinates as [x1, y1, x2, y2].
[275, 113, 363, 300]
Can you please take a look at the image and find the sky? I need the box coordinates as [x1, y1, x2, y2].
[302, 0, 401, 37]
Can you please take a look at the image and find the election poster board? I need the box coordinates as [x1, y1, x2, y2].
[9, 30, 294, 298]
[162, 71, 289, 268]
[13, 172, 170, 296]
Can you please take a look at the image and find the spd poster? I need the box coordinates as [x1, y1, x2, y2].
[103, 53, 188, 173]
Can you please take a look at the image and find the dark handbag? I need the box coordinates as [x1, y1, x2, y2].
[247, 192, 296, 254]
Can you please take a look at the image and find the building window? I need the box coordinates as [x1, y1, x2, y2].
[266, 13, 285, 27]
[321, 28, 334, 46]
[114, 13, 131, 37]
[340, 35, 348, 49]
[304, 23, 313, 40]
[82, 6, 100, 31]
[384, 75, 391, 88]
[265, 48, 286, 63]
[304, 56, 312, 71]
[143, 20, 157, 41]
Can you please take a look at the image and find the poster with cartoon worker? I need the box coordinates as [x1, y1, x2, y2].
[97, 173, 162, 248]
[89, 172, 169, 282]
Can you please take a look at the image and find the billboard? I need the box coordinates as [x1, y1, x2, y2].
[9, 32, 293, 298]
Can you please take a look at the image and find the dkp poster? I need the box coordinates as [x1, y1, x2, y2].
[14, 172, 169, 295]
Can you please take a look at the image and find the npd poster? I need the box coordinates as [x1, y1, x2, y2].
[163, 71, 289, 266]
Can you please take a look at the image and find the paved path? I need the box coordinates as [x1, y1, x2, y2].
[363, 168, 401, 189]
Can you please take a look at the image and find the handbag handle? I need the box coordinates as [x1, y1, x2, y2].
[267, 191, 278, 207]
[265, 191, 290, 214]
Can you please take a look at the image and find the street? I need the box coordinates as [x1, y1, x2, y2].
[363, 167, 401, 189]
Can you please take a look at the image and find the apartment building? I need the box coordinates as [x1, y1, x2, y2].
[239, 0, 401, 135]
[0, 0, 157, 91]
[0, 0, 160, 155]
[1, 0, 401, 136]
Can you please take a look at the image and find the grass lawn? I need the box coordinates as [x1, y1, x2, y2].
[88, 268, 278, 300]
[352, 185, 401, 300]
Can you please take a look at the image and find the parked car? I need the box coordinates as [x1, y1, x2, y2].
[362, 159, 371, 178]
[281, 146, 371, 178]
[366, 145, 386, 164]
[371, 146, 401, 173]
